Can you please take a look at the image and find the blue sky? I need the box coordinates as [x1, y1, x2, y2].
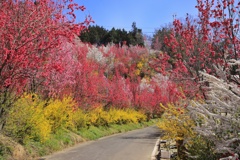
[75, 0, 198, 36]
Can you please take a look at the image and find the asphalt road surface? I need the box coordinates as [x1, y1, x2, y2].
[41, 126, 161, 160]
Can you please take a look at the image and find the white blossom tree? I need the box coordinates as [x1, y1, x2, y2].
[188, 62, 240, 157]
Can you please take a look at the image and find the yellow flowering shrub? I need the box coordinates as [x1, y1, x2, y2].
[84, 106, 146, 127]
[5, 94, 78, 143]
[127, 109, 147, 123]
[157, 103, 196, 159]
[43, 97, 76, 132]
[85, 107, 111, 126]
[157, 103, 195, 141]
[135, 60, 144, 76]
[5, 93, 51, 143]
[108, 108, 146, 124]
[5, 94, 148, 144]
[70, 108, 87, 130]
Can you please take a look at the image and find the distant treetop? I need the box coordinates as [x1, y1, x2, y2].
[79, 22, 144, 47]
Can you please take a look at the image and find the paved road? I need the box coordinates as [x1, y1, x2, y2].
[40, 126, 161, 160]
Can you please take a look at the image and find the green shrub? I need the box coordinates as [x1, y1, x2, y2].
[186, 136, 221, 160]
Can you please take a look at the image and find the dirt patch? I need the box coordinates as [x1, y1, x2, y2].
[0, 134, 27, 160]
[68, 131, 85, 144]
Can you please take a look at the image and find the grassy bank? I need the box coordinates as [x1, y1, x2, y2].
[78, 119, 156, 140]
[0, 119, 157, 160]
[0, 94, 159, 159]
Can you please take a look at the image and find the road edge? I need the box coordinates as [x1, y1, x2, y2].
[151, 138, 160, 160]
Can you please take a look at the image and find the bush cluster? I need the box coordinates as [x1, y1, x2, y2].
[4, 94, 147, 144]
[84, 106, 146, 127]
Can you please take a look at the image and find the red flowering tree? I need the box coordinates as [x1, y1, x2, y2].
[153, 0, 240, 158]
[137, 73, 182, 117]
[0, 0, 92, 130]
[153, 0, 240, 98]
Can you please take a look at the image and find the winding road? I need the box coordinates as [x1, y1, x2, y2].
[40, 126, 161, 160]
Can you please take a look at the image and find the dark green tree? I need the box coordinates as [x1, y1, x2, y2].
[151, 26, 172, 50]
[79, 23, 144, 47]
[80, 25, 108, 45]
[128, 22, 144, 46]
[103, 28, 130, 46]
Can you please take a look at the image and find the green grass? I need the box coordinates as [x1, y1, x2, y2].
[24, 128, 85, 158]
[1, 119, 157, 159]
[78, 119, 157, 140]
[0, 143, 11, 160]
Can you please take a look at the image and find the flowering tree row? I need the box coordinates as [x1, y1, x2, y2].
[0, 0, 92, 130]
[0, 0, 181, 131]
[153, 0, 240, 158]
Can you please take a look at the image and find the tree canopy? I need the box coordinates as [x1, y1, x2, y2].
[79, 22, 145, 47]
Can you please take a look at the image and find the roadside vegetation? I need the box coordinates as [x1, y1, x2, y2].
[154, 1, 240, 159]
[0, 94, 155, 159]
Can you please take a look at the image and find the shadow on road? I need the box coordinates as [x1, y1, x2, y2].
[121, 133, 162, 140]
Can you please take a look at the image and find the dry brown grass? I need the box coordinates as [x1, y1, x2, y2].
[0, 134, 27, 160]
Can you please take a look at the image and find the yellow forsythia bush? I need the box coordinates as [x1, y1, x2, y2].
[84, 107, 111, 126]
[70, 109, 88, 130]
[157, 103, 195, 141]
[83, 106, 146, 127]
[5, 94, 77, 143]
[43, 97, 76, 132]
[125, 108, 146, 123]
[108, 108, 125, 124]
[109, 108, 146, 124]
[5, 93, 51, 143]
[5, 95, 147, 144]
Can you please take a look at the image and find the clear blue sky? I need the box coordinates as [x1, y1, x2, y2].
[75, 0, 198, 35]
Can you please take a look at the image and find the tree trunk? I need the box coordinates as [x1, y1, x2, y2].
[0, 107, 6, 131]
[176, 139, 187, 159]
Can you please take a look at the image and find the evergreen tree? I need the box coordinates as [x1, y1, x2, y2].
[128, 22, 144, 46]
[79, 23, 144, 47]
[80, 25, 108, 45]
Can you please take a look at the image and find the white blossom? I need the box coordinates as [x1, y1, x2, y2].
[188, 69, 240, 155]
